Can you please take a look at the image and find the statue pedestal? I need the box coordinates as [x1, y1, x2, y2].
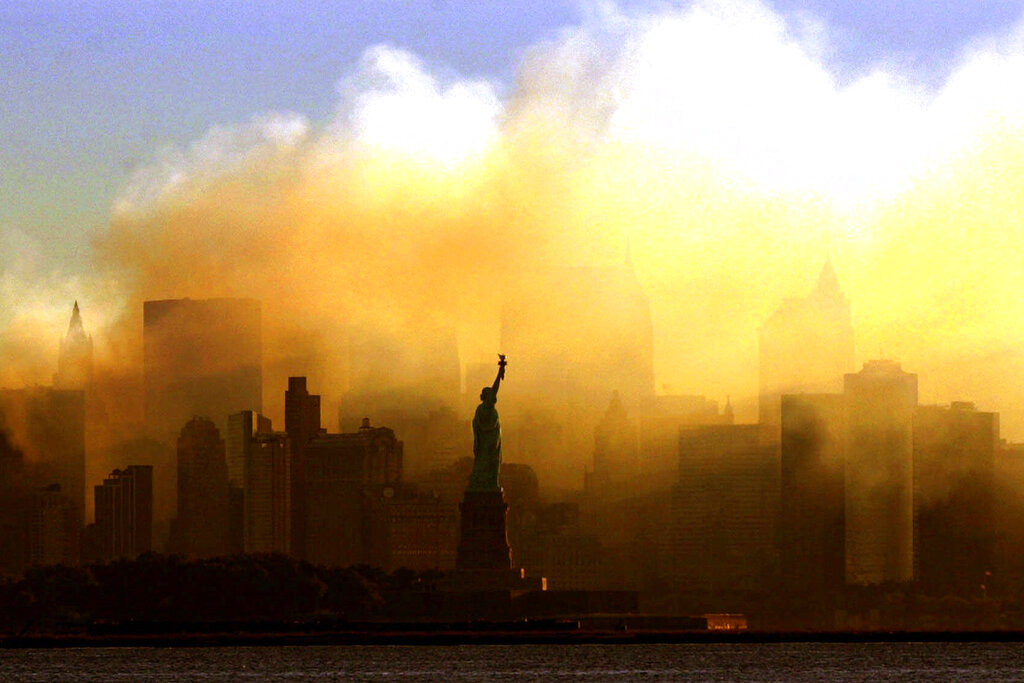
[456, 489, 512, 572]
[452, 489, 544, 593]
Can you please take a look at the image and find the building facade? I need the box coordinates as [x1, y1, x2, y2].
[304, 419, 402, 567]
[779, 394, 846, 598]
[671, 424, 777, 593]
[93, 465, 153, 562]
[844, 360, 918, 585]
[913, 402, 997, 596]
[284, 377, 320, 560]
[174, 417, 230, 559]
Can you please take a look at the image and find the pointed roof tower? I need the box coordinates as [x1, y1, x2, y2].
[810, 255, 845, 303]
[66, 301, 87, 340]
[55, 300, 93, 390]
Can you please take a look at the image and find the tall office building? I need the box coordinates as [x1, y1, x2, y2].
[779, 394, 846, 598]
[226, 411, 290, 554]
[0, 387, 86, 525]
[913, 402, 997, 596]
[584, 391, 639, 502]
[759, 259, 855, 438]
[174, 417, 230, 559]
[671, 425, 777, 593]
[93, 465, 153, 561]
[227, 411, 290, 557]
[143, 297, 261, 522]
[284, 377, 320, 560]
[245, 432, 291, 554]
[226, 411, 273, 490]
[54, 301, 93, 391]
[27, 484, 80, 567]
[844, 360, 917, 585]
[304, 419, 402, 567]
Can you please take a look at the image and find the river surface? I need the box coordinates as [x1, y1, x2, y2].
[3, 642, 1024, 681]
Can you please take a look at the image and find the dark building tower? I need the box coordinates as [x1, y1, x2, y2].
[0, 387, 86, 527]
[913, 402, 997, 597]
[54, 301, 93, 391]
[27, 484, 80, 567]
[93, 465, 153, 561]
[226, 411, 290, 555]
[174, 417, 229, 559]
[671, 425, 777, 594]
[245, 431, 290, 554]
[285, 377, 320, 560]
[759, 259, 855, 439]
[304, 419, 401, 567]
[584, 391, 639, 502]
[143, 298, 262, 523]
[844, 360, 917, 585]
[779, 394, 847, 602]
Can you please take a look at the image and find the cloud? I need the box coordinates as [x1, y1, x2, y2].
[330, 45, 502, 167]
[114, 112, 310, 216]
[11, 0, 1024, 447]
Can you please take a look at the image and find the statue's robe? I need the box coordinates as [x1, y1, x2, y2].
[468, 398, 501, 491]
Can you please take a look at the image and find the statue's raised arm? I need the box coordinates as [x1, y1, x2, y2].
[493, 354, 507, 396]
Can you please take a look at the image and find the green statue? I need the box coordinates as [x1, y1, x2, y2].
[468, 354, 507, 491]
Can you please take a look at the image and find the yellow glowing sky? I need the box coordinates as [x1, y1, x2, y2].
[5, 1, 1024, 437]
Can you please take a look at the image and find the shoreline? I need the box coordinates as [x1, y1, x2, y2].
[6, 629, 1024, 648]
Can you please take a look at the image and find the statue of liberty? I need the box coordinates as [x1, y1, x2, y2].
[467, 354, 507, 491]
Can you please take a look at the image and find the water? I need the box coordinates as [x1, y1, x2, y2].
[2, 642, 1024, 681]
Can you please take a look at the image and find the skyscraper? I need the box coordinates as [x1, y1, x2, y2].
[226, 410, 272, 553]
[93, 465, 153, 561]
[174, 417, 229, 559]
[54, 301, 93, 391]
[27, 484, 79, 567]
[304, 419, 402, 567]
[245, 431, 290, 554]
[584, 391, 639, 502]
[143, 297, 261, 522]
[284, 377, 320, 560]
[671, 424, 777, 593]
[759, 259, 855, 439]
[779, 394, 846, 598]
[844, 360, 917, 585]
[226, 411, 290, 554]
[913, 402, 997, 596]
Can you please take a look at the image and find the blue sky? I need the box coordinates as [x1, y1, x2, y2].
[2, 0, 1024, 271]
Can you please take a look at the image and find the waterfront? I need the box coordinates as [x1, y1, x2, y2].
[3, 642, 1024, 681]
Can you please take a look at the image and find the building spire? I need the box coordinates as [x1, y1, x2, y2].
[55, 300, 93, 390]
[67, 300, 83, 336]
[811, 255, 842, 300]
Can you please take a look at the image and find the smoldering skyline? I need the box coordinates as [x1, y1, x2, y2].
[5, 1, 1024, 438]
